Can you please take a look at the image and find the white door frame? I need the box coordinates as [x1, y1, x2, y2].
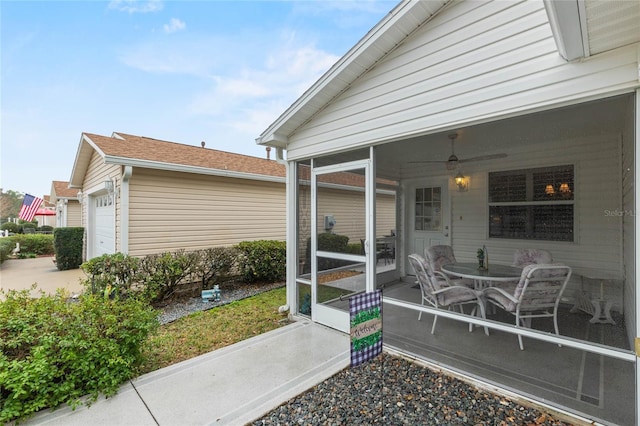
[310, 154, 375, 332]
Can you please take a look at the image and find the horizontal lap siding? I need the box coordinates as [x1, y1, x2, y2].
[285, 0, 638, 159]
[449, 134, 622, 293]
[67, 201, 82, 227]
[128, 168, 286, 256]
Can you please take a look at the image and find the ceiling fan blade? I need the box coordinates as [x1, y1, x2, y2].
[407, 160, 446, 164]
[459, 153, 507, 163]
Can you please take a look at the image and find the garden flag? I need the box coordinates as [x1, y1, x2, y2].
[19, 194, 43, 222]
[349, 290, 382, 367]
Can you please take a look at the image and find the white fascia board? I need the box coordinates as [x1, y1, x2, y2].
[69, 133, 107, 187]
[256, 0, 444, 146]
[102, 155, 286, 184]
[544, 0, 588, 61]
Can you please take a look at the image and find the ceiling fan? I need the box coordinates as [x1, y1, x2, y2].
[410, 133, 507, 170]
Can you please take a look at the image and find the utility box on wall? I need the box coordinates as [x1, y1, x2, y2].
[324, 215, 336, 231]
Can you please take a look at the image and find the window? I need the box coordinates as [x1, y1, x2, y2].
[488, 165, 574, 241]
[415, 187, 441, 231]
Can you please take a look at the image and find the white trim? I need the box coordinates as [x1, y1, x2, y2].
[286, 161, 298, 315]
[120, 166, 132, 254]
[543, 0, 587, 61]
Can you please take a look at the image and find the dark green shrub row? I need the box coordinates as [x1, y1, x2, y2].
[0, 287, 158, 424]
[81, 245, 252, 305]
[53, 227, 84, 270]
[0, 234, 55, 257]
[0, 221, 45, 234]
[236, 240, 286, 283]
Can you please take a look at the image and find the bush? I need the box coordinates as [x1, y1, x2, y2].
[38, 225, 54, 233]
[197, 246, 238, 290]
[53, 227, 84, 270]
[138, 250, 199, 303]
[0, 239, 12, 264]
[81, 253, 142, 299]
[0, 222, 20, 234]
[236, 240, 286, 283]
[6, 234, 55, 256]
[303, 233, 351, 273]
[0, 287, 158, 424]
[20, 222, 37, 234]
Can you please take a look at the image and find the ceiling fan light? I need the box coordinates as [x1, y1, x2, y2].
[446, 161, 457, 171]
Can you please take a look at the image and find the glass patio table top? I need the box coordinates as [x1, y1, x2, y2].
[441, 262, 522, 284]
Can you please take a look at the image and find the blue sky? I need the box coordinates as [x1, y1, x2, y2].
[1, 0, 395, 199]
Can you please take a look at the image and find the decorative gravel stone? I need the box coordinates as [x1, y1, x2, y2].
[158, 282, 284, 324]
[253, 354, 573, 426]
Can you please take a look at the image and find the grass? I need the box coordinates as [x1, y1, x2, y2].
[139, 286, 287, 374]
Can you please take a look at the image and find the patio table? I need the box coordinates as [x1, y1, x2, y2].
[441, 262, 522, 289]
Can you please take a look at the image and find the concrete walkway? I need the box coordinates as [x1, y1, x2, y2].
[24, 320, 350, 426]
[0, 256, 85, 296]
[2, 256, 351, 425]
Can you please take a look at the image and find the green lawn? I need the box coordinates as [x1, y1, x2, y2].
[140, 287, 287, 374]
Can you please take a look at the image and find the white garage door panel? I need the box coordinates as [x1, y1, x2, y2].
[94, 194, 115, 256]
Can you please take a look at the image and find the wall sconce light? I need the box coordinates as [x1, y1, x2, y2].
[559, 182, 571, 194]
[104, 179, 115, 194]
[455, 172, 469, 192]
[545, 184, 555, 195]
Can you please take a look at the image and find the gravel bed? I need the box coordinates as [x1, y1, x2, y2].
[158, 282, 284, 324]
[253, 353, 574, 426]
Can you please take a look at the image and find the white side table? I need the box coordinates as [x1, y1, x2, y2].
[571, 269, 621, 325]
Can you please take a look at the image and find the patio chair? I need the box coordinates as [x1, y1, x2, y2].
[408, 254, 486, 335]
[425, 245, 474, 288]
[482, 263, 572, 350]
[511, 248, 553, 268]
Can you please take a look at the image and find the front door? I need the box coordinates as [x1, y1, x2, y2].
[311, 158, 374, 333]
[407, 180, 450, 266]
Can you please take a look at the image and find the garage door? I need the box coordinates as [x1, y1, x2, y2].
[93, 193, 115, 257]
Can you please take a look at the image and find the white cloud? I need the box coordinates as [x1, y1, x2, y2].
[108, 0, 163, 14]
[163, 18, 186, 34]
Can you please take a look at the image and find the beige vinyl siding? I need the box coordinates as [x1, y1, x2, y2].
[284, 0, 639, 159]
[127, 168, 286, 256]
[66, 201, 82, 227]
[447, 133, 622, 307]
[316, 187, 396, 246]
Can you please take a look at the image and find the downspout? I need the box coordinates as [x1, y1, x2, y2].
[120, 166, 132, 254]
[270, 146, 293, 314]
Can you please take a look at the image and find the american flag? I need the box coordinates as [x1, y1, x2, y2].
[19, 194, 44, 222]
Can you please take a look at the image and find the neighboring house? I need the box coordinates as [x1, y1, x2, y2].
[50, 181, 81, 228]
[257, 0, 639, 423]
[68, 132, 396, 260]
[34, 195, 57, 228]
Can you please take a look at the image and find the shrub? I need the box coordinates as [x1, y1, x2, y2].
[20, 222, 37, 234]
[303, 233, 351, 273]
[0, 287, 158, 424]
[38, 225, 54, 233]
[53, 227, 84, 270]
[7, 234, 55, 256]
[137, 250, 200, 303]
[0, 222, 20, 234]
[0, 239, 12, 264]
[81, 253, 142, 299]
[236, 240, 286, 283]
[196, 246, 239, 290]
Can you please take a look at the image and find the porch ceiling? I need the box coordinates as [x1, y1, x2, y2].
[373, 93, 633, 181]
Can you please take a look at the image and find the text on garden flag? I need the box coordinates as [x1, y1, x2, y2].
[349, 290, 382, 367]
[19, 194, 43, 222]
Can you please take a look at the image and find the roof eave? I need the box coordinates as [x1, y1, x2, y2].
[69, 133, 107, 188]
[256, 0, 449, 147]
[103, 155, 286, 184]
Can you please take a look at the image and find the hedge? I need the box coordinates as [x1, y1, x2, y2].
[53, 227, 84, 270]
